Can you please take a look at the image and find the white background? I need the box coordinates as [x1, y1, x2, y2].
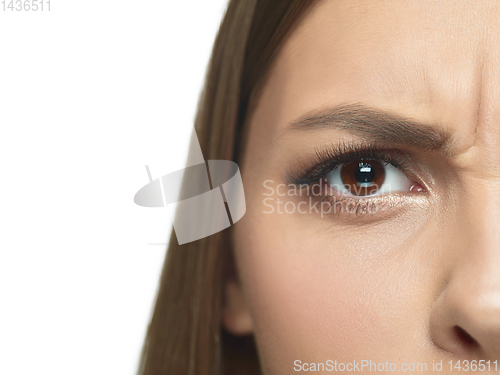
[0, 0, 228, 373]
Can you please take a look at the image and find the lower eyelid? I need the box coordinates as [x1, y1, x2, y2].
[302, 190, 429, 221]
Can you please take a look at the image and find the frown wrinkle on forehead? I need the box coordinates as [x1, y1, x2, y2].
[265, 0, 500, 157]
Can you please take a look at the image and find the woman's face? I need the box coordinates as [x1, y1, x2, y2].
[226, 1, 500, 373]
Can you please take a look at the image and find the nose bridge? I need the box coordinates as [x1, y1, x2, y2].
[430, 183, 500, 358]
[456, 181, 500, 308]
[453, 218, 500, 323]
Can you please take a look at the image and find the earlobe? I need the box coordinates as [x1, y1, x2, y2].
[222, 280, 254, 335]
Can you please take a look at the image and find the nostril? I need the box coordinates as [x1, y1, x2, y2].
[454, 326, 479, 349]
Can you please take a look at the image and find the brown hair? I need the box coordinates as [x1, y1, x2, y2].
[137, 1, 318, 374]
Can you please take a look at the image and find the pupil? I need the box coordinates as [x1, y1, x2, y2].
[340, 159, 385, 196]
[355, 162, 375, 183]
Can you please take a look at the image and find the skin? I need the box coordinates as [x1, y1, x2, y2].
[223, 1, 500, 373]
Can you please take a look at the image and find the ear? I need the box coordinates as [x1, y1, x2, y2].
[221, 280, 254, 335]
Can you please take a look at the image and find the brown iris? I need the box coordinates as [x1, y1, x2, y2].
[340, 159, 385, 196]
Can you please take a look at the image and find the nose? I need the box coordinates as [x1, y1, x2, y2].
[429, 205, 500, 359]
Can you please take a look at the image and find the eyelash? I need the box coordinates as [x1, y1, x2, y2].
[285, 141, 412, 187]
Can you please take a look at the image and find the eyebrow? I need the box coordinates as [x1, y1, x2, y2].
[288, 103, 452, 153]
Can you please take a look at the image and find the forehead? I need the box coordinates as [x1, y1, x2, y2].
[256, 0, 500, 151]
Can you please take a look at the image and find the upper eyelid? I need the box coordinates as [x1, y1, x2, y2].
[284, 142, 412, 186]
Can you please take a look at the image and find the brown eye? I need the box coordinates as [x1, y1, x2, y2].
[340, 159, 385, 196]
[325, 158, 414, 197]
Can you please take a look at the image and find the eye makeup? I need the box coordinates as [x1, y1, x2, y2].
[282, 140, 427, 217]
[285, 140, 414, 187]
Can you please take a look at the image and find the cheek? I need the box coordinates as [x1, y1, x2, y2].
[233, 200, 438, 371]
